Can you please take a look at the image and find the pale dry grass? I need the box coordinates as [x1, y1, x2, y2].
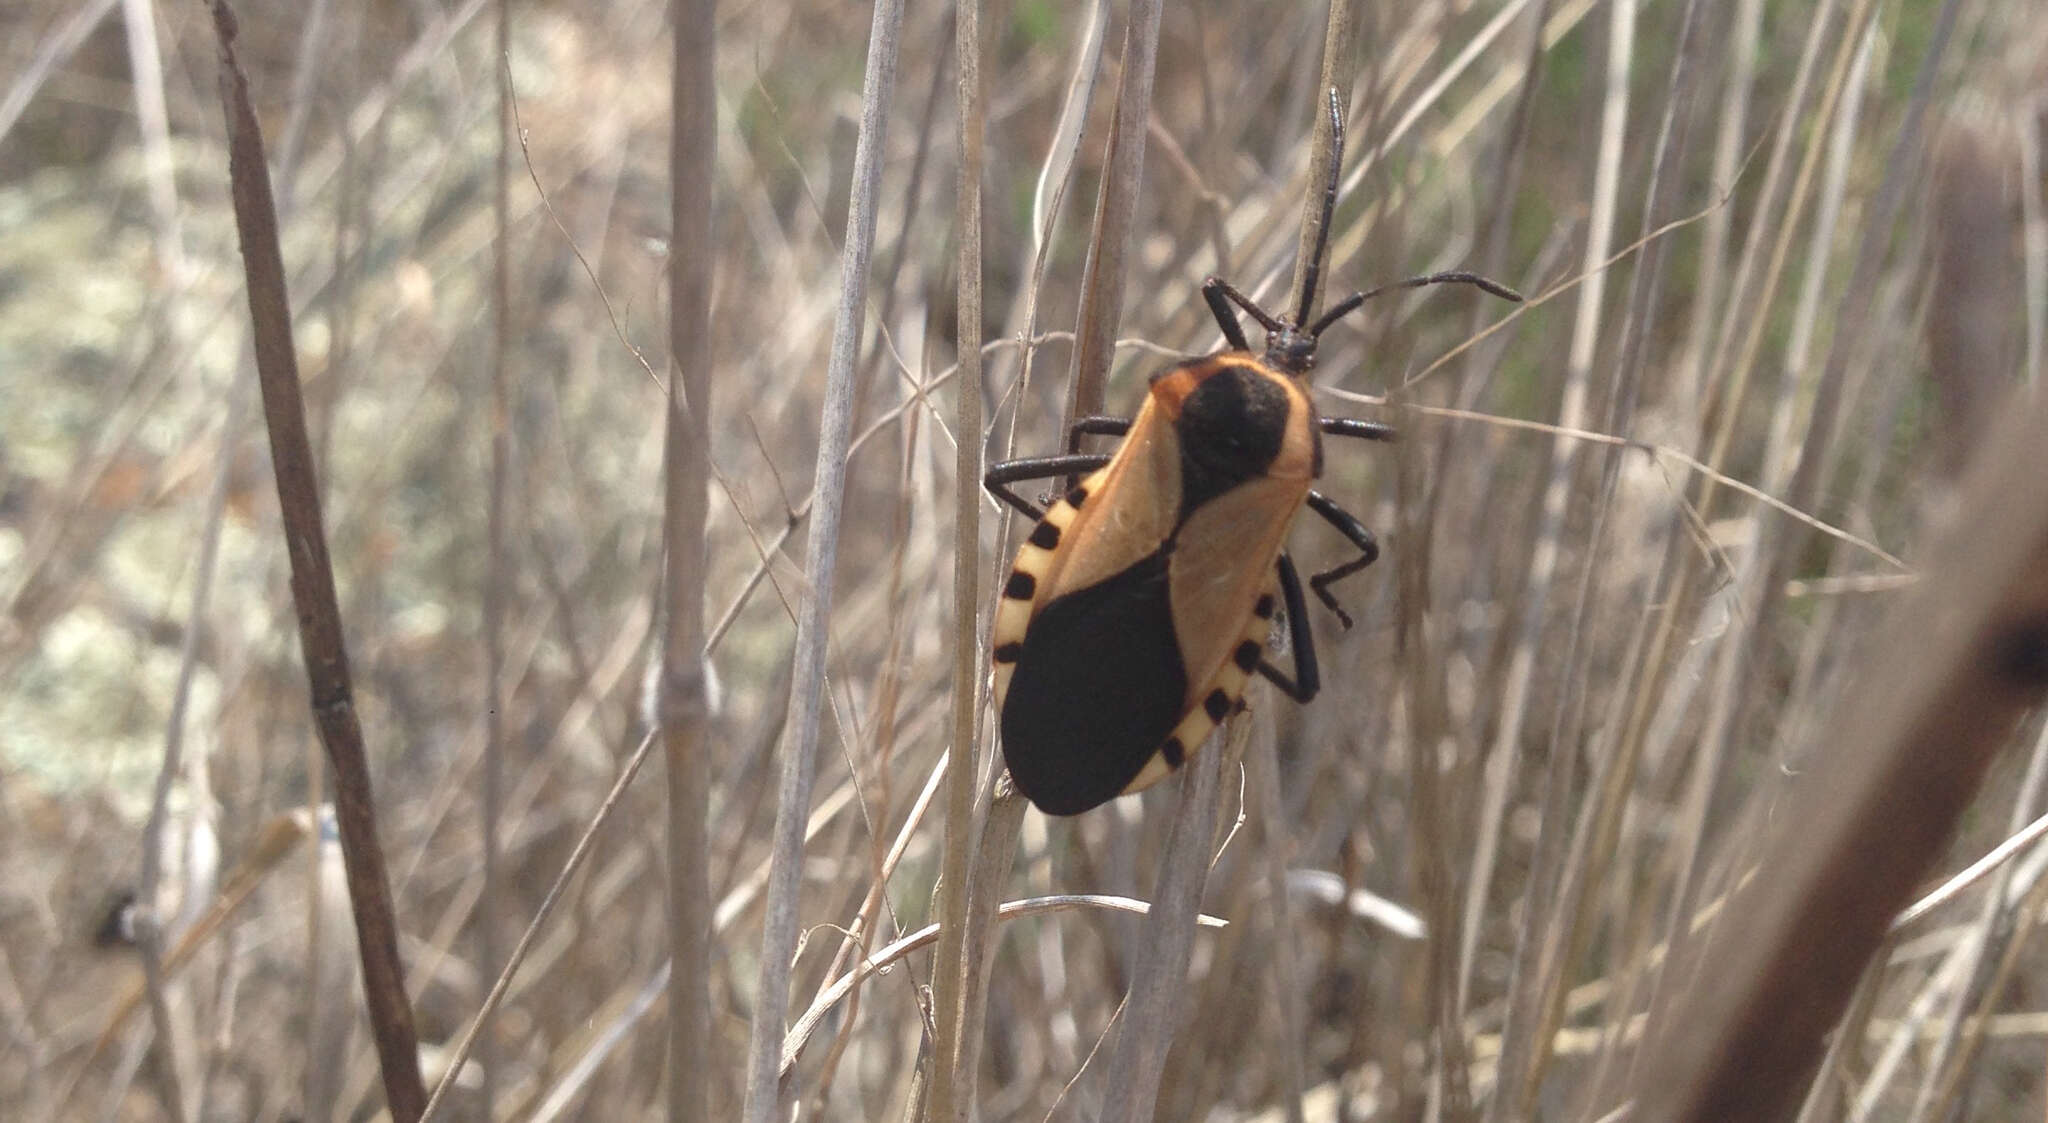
[2, 0, 2047, 1120]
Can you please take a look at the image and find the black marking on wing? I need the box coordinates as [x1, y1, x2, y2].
[993, 642, 1023, 664]
[1233, 640, 1262, 671]
[1000, 548, 1186, 816]
[1028, 521, 1062, 549]
[1004, 570, 1037, 600]
[1203, 689, 1232, 722]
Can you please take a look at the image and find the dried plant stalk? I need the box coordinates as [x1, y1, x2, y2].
[662, 0, 719, 1120]
[1633, 384, 2048, 1118]
[924, 0, 985, 1117]
[1062, 0, 1162, 425]
[739, 1, 905, 1118]
[1097, 725, 1232, 1123]
[205, 3, 425, 1118]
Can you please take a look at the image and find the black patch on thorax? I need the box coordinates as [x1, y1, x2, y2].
[1173, 365, 1293, 517]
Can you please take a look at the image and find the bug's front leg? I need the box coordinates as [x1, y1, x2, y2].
[984, 413, 1128, 516]
[983, 454, 1112, 519]
[1200, 276, 1284, 350]
[1065, 415, 1130, 454]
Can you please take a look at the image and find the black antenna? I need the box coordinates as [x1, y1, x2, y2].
[1310, 270, 1524, 338]
[1200, 89, 1523, 376]
[1293, 88, 1347, 332]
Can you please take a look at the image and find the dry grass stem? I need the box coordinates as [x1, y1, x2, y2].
[923, 0, 984, 1116]
[739, 0, 905, 1118]
[659, 0, 719, 1120]
[1062, 0, 1161, 427]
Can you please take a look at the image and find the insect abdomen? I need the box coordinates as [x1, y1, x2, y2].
[999, 549, 1186, 815]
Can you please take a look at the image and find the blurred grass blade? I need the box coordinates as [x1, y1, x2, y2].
[1633, 385, 2048, 1119]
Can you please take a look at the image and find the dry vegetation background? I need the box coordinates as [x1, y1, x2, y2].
[3, 0, 2048, 1120]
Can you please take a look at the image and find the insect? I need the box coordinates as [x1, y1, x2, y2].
[984, 90, 1521, 816]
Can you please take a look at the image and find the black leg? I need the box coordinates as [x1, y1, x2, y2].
[983, 453, 1112, 519]
[1302, 491, 1379, 629]
[1201, 276, 1284, 349]
[1201, 278, 1254, 351]
[1065, 415, 1131, 455]
[1255, 553, 1321, 703]
[1321, 416, 1397, 443]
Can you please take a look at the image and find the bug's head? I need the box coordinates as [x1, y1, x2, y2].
[1264, 324, 1320, 375]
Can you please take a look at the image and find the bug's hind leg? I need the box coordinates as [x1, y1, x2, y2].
[1302, 491, 1379, 630]
[1255, 554, 1321, 704]
[983, 453, 1111, 519]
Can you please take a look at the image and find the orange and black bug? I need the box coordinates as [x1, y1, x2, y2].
[984, 91, 1520, 817]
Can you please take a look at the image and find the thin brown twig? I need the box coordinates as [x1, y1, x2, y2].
[205, 4, 426, 1118]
